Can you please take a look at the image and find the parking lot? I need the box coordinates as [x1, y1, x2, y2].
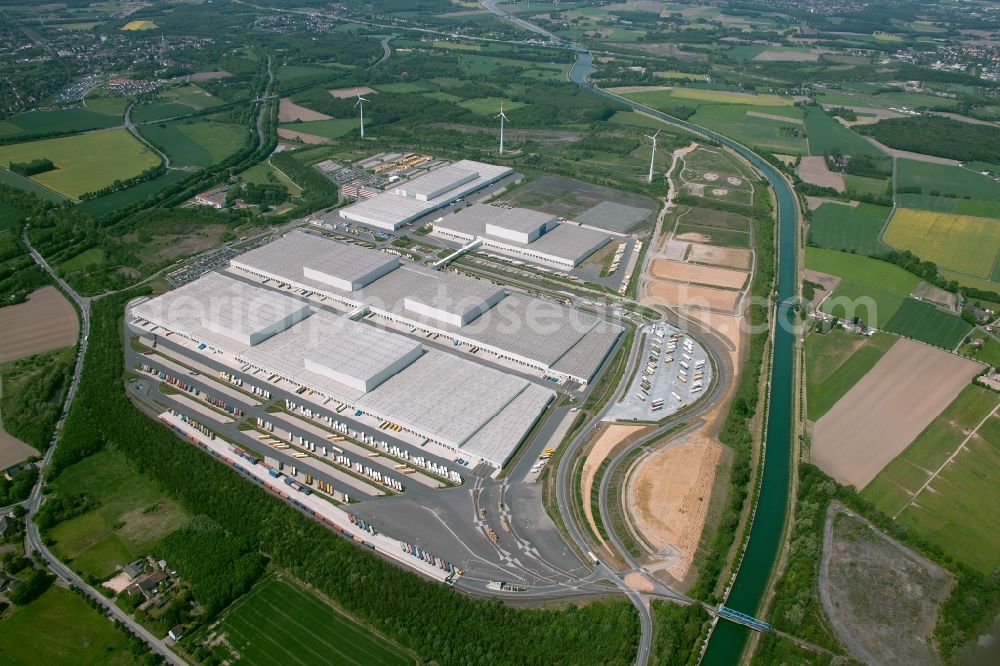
[605, 323, 713, 422]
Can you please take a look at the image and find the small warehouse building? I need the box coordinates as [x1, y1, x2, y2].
[338, 160, 513, 230]
[432, 203, 612, 269]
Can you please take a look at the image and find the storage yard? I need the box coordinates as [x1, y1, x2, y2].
[605, 323, 713, 422]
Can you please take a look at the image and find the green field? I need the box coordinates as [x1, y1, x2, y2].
[897, 194, 1000, 218]
[863, 385, 1000, 573]
[820, 281, 905, 327]
[897, 159, 1000, 201]
[192, 576, 415, 666]
[0, 108, 120, 139]
[805, 247, 919, 294]
[804, 106, 887, 160]
[46, 449, 188, 580]
[83, 95, 129, 117]
[844, 174, 890, 199]
[77, 170, 190, 216]
[140, 120, 247, 168]
[374, 81, 438, 93]
[882, 298, 972, 349]
[131, 102, 198, 124]
[0, 168, 65, 201]
[162, 85, 222, 110]
[807, 202, 889, 255]
[805, 329, 897, 420]
[278, 64, 332, 81]
[457, 97, 526, 115]
[0, 129, 161, 199]
[884, 208, 1000, 278]
[60, 247, 106, 272]
[0, 586, 139, 665]
[278, 118, 356, 139]
[422, 91, 463, 103]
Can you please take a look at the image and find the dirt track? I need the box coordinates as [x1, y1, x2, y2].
[812, 339, 983, 489]
[0, 286, 78, 363]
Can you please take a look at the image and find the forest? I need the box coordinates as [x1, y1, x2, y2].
[858, 116, 1000, 163]
[43, 292, 643, 666]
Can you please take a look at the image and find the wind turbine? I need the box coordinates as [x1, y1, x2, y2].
[646, 129, 660, 183]
[355, 92, 369, 138]
[496, 104, 509, 155]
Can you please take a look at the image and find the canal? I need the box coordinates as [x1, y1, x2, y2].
[568, 49, 800, 664]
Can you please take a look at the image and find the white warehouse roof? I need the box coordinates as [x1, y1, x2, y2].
[336, 194, 435, 231]
[395, 165, 478, 201]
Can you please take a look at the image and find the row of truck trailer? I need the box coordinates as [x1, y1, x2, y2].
[138, 364, 245, 417]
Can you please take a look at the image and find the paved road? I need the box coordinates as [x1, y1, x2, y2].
[20, 230, 186, 666]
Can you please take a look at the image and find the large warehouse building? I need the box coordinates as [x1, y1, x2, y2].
[130, 273, 553, 467]
[338, 160, 513, 230]
[230, 231, 623, 384]
[432, 203, 613, 269]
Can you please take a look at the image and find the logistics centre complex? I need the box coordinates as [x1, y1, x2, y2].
[130, 231, 623, 468]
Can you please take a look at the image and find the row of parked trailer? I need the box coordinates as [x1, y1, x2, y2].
[399, 541, 462, 578]
[139, 364, 245, 417]
[285, 400, 463, 484]
[219, 371, 271, 399]
[256, 417, 406, 493]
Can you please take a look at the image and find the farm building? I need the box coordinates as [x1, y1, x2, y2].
[338, 159, 513, 230]
[129, 272, 555, 468]
[433, 203, 613, 269]
[229, 230, 623, 384]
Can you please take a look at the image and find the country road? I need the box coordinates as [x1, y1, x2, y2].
[20, 228, 186, 666]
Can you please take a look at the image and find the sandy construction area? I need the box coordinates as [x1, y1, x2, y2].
[687, 243, 751, 270]
[582, 424, 648, 543]
[805, 196, 858, 212]
[329, 86, 376, 99]
[645, 281, 741, 312]
[651, 259, 748, 290]
[0, 287, 78, 363]
[276, 128, 329, 145]
[813, 340, 983, 489]
[278, 98, 331, 122]
[659, 239, 689, 261]
[798, 156, 845, 193]
[630, 436, 722, 580]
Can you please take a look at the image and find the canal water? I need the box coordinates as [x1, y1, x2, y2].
[569, 48, 800, 664]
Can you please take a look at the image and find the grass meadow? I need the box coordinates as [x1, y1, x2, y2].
[884, 208, 1000, 279]
[862, 385, 1000, 573]
[808, 202, 889, 255]
[805, 329, 897, 420]
[191, 576, 416, 666]
[0, 129, 160, 199]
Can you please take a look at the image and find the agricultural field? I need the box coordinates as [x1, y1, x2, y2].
[812, 339, 983, 489]
[897, 159, 1000, 201]
[862, 385, 1000, 573]
[122, 19, 157, 30]
[130, 102, 197, 124]
[807, 202, 889, 255]
[0, 286, 78, 363]
[896, 194, 1000, 218]
[278, 118, 357, 139]
[278, 64, 332, 81]
[820, 281, 904, 328]
[882, 298, 972, 349]
[140, 120, 248, 168]
[803, 106, 887, 160]
[77, 170, 190, 216]
[843, 174, 890, 200]
[190, 576, 416, 666]
[45, 449, 189, 580]
[457, 97, 526, 115]
[161, 85, 222, 110]
[0, 169, 64, 201]
[0, 108, 120, 139]
[0, 586, 140, 664]
[0, 130, 160, 199]
[83, 94, 129, 118]
[883, 208, 1000, 279]
[374, 81, 438, 94]
[805, 329, 897, 421]
[60, 247, 105, 273]
[805, 248, 919, 294]
[674, 206, 752, 248]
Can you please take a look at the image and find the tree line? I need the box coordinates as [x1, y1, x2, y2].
[858, 115, 1000, 163]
